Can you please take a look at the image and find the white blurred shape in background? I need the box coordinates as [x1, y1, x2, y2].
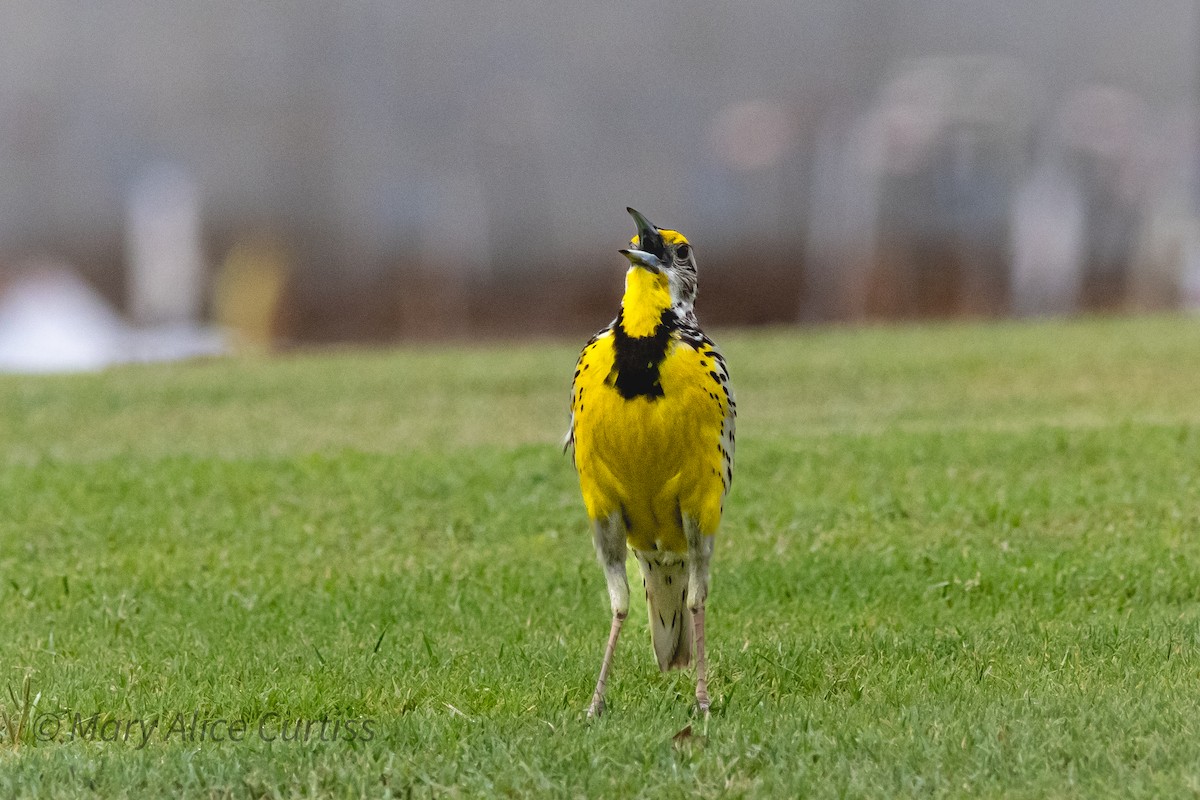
[0, 262, 125, 373]
[0, 260, 227, 373]
[1010, 161, 1085, 316]
[125, 163, 206, 326]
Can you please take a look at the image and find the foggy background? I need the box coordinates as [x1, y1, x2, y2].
[1, 1, 1198, 369]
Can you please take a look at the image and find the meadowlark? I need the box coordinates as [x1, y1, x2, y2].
[566, 207, 736, 716]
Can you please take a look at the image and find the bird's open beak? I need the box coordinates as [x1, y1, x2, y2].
[621, 207, 667, 273]
[619, 247, 664, 273]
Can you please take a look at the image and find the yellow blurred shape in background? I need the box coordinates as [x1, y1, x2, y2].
[213, 234, 288, 352]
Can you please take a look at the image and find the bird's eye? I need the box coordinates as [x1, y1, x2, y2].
[675, 244, 691, 261]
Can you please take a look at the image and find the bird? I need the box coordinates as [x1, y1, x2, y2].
[566, 207, 736, 717]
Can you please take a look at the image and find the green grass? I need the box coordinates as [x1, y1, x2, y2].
[2, 314, 1200, 798]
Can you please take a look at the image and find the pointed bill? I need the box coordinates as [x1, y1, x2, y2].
[626, 207, 666, 261]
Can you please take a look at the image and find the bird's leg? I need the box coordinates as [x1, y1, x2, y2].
[692, 605, 709, 711]
[684, 517, 715, 713]
[590, 610, 625, 718]
[588, 513, 629, 718]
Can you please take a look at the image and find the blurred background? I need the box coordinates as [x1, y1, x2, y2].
[1, 1, 1198, 371]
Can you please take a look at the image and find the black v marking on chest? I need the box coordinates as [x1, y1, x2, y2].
[609, 309, 677, 400]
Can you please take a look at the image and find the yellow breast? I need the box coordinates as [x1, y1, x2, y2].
[570, 330, 731, 552]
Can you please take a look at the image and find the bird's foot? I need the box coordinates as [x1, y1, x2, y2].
[587, 696, 605, 718]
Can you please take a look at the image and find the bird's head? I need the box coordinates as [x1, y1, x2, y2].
[619, 207, 698, 320]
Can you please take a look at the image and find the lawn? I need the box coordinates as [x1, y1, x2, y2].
[2, 315, 1200, 798]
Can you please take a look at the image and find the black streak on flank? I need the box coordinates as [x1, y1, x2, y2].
[610, 308, 676, 399]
